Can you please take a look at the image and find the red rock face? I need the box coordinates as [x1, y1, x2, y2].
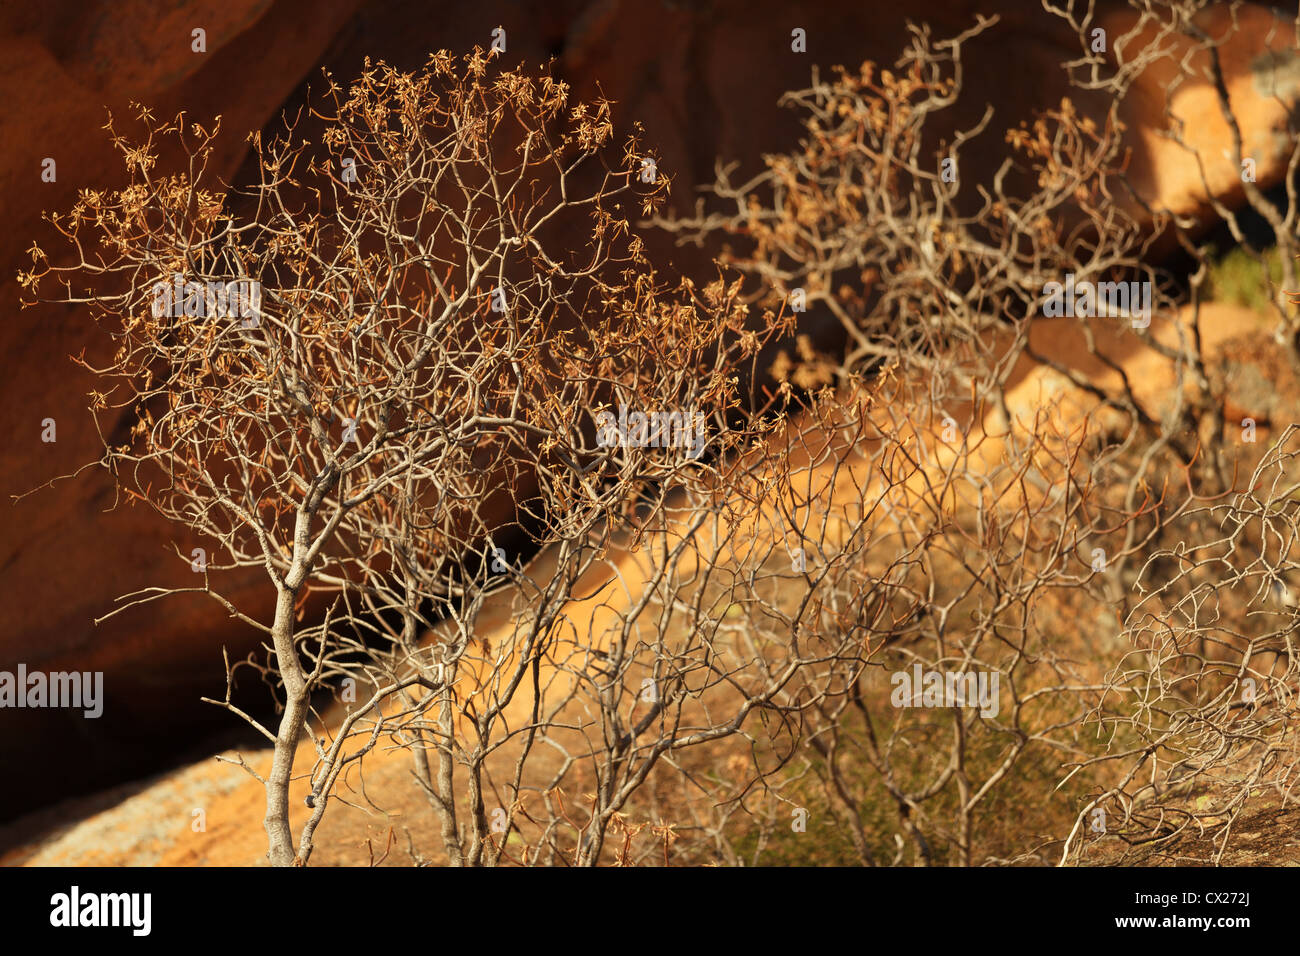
[0, 0, 367, 821]
[1, 0, 1296, 825]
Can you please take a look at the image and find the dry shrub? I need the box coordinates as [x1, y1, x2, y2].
[651, 2, 1300, 866]
[20, 49, 788, 865]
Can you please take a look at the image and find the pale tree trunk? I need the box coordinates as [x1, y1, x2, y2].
[264, 583, 309, 866]
[264, 509, 317, 866]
